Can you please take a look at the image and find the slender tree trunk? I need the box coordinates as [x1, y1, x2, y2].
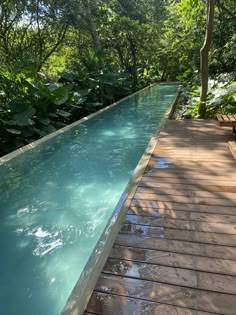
[129, 37, 138, 90]
[161, 61, 168, 81]
[199, 0, 215, 117]
[82, 0, 104, 68]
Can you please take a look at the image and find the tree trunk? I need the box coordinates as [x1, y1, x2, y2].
[199, 0, 215, 117]
[161, 61, 168, 81]
[129, 37, 138, 90]
[82, 0, 104, 69]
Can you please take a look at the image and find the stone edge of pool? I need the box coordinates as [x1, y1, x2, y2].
[60, 85, 180, 315]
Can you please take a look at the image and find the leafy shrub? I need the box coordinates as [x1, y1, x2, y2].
[0, 67, 133, 156]
[182, 74, 236, 118]
[207, 80, 236, 114]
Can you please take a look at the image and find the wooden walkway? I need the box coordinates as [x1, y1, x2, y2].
[85, 120, 236, 315]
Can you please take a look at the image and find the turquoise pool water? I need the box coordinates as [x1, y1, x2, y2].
[0, 84, 177, 315]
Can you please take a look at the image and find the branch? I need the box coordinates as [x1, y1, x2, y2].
[36, 0, 43, 62]
[18, 17, 34, 51]
[216, 0, 236, 18]
[37, 25, 68, 71]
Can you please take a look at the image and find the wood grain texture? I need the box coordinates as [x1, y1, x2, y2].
[120, 223, 236, 246]
[95, 274, 236, 315]
[110, 245, 236, 275]
[124, 214, 236, 234]
[87, 291, 221, 315]
[128, 206, 236, 224]
[85, 120, 236, 315]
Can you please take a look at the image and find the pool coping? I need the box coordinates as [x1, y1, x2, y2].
[61, 85, 180, 315]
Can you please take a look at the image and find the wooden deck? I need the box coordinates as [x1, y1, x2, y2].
[85, 120, 236, 315]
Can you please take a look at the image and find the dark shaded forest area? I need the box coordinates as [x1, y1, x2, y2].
[0, 0, 235, 156]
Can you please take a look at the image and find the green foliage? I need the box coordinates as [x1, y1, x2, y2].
[207, 80, 236, 114]
[0, 67, 69, 154]
[0, 65, 135, 155]
[182, 76, 236, 118]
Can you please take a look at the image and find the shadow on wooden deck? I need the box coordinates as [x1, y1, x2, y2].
[85, 120, 236, 315]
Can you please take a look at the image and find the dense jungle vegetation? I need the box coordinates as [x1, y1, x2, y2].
[0, 0, 235, 156]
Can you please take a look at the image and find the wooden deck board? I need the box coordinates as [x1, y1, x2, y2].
[124, 214, 236, 234]
[115, 234, 236, 260]
[139, 181, 236, 193]
[87, 292, 220, 315]
[128, 207, 236, 224]
[94, 274, 236, 315]
[120, 224, 236, 247]
[110, 245, 236, 276]
[131, 200, 236, 215]
[133, 192, 236, 207]
[85, 120, 236, 314]
[102, 257, 236, 294]
[136, 186, 236, 199]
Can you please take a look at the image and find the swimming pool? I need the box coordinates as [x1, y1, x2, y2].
[0, 84, 178, 315]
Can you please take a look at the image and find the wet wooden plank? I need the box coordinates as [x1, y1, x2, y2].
[154, 145, 229, 150]
[149, 154, 232, 160]
[95, 274, 236, 315]
[115, 234, 236, 260]
[152, 147, 230, 152]
[128, 206, 236, 224]
[139, 181, 236, 193]
[103, 257, 236, 294]
[103, 257, 197, 288]
[143, 172, 236, 180]
[124, 214, 236, 234]
[158, 139, 234, 144]
[131, 199, 236, 215]
[137, 186, 236, 200]
[110, 245, 236, 276]
[149, 157, 232, 162]
[120, 223, 236, 247]
[157, 134, 234, 140]
[148, 154, 232, 160]
[146, 161, 236, 168]
[141, 175, 236, 186]
[133, 192, 236, 207]
[144, 163, 236, 174]
[87, 291, 220, 315]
